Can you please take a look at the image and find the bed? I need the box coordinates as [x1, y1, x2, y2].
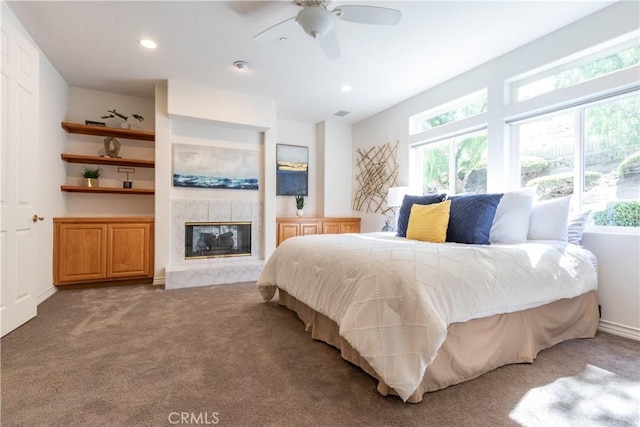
[257, 232, 599, 403]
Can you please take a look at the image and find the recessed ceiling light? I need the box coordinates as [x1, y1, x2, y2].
[341, 84, 352, 92]
[233, 60, 250, 71]
[139, 39, 157, 49]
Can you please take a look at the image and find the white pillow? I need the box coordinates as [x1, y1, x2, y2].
[567, 210, 591, 245]
[490, 187, 535, 244]
[528, 196, 571, 241]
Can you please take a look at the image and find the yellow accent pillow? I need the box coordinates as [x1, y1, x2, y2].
[406, 200, 451, 243]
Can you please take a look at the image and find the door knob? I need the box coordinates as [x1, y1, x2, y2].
[32, 214, 44, 223]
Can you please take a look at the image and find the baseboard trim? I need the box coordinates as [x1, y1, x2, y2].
[598, 320, 640, 341]
[37, 286, 57, 305]
[153, 276, 165, 286]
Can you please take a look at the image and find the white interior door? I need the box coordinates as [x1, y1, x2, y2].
[1, 12, 40, 337]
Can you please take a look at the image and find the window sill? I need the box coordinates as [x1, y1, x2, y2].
[584, 225, 640, 236]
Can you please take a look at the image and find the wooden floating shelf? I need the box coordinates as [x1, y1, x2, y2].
[61, 186, 155, 195]
[61, 153, 155, 168]
[61, 122, 155, 141]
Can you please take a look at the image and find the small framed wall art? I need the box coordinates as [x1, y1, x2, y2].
[276, 144, 308, 196]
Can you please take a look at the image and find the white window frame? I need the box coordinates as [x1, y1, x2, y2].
[410, 127, 488, 196]
[509, 36, 639, 104]
[509, 89, 639, 229]
[409, 89, 487, 136]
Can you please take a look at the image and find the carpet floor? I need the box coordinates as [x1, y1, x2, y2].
[1, 282, 638, 426]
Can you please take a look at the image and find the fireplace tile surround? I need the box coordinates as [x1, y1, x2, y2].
[166, 199, 264, 289]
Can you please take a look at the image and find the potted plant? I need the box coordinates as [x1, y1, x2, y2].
[82, 166, 103, 187]
[295, 195, 305, 217]
[101, 109, 144, 129]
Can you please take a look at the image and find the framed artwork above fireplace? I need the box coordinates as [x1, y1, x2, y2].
[173, 143, 259, 190]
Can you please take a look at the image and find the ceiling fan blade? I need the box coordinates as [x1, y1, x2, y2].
[253, 16, 297, 42]
[333, 5, 402, 25]
[227, 1, 292, 17]
[319, 28, 340, 60]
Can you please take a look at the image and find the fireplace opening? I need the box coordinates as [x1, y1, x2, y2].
[185, 222, 251, 259]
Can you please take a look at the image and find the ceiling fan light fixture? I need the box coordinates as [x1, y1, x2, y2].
[297, 6, 335, 39]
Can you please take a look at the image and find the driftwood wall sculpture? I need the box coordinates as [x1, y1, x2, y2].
[353, 141, 399, 214]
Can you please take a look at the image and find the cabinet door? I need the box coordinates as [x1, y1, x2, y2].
[277, 223, 300, 247]
[107, 223, 151, 278]
[322, 222, 341, 234]
[300, 222, 320, 236]
[341, 221, 360, 234]
[55, 224, 107, 283]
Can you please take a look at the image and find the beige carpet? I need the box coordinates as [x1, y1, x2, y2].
[1, 282, 638, 426]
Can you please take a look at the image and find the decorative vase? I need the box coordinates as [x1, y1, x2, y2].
[296, 209, 303, 217]
[85, 178, 99, 187]
[103, 137, 121, 157]
[120, 122, 130, 130]
[381, 222, 393, 232]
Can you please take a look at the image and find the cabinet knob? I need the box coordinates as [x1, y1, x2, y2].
[32, 214, 44, 223]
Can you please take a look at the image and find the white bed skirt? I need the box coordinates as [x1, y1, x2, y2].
[277, 289, 599, 403]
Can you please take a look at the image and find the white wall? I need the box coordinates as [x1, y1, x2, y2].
[36, 48, 68, 302]
[317, 120, 353, 217]
[276, 119, 318, 218]
[167, 80, 272, 131]
[354, 1, 640, 233]
[582, 232, 640, 339]
[154, 83, 171, 284]
[353, 2, 640, 337]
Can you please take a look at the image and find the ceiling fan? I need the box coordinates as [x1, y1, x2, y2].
[253, 1, 402, 59]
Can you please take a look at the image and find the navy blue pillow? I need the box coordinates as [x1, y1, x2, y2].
[396, 194, 446, 237]
[446, 194, 503, 244]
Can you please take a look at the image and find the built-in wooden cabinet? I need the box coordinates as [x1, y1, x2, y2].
[54, 217, 154, 286]
[60, 122, 155, 195]
[276, 217, 361, 247]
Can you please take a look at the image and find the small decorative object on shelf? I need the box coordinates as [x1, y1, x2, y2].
[101, 109, 144, 130]
[85, 120, 106, 127]
[82, 166, 103, 187]
[295, 195, 305, 217]
[103, 137, 121, 158]
[118, 167, 135, 188]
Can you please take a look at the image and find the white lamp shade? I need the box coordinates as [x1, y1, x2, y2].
[297, 7, 336, 39]
[387, 186, 409, 207]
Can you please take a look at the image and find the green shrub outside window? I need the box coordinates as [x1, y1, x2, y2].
[593, 201, 640, 227]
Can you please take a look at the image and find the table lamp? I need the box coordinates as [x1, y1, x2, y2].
[382, 186, 409, 231]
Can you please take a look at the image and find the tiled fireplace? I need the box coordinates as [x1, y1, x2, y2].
[166, 199, 264, 289]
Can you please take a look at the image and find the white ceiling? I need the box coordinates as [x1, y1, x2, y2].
[7, 1, 614, 124]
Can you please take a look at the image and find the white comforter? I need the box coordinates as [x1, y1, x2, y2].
[256, 232, 597, 401]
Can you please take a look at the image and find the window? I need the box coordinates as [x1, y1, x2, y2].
[514, 43, 640, 102]
[513, 91, 639, 227]
[413, 130, 488, 196]
[409, 90, 487, 134]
